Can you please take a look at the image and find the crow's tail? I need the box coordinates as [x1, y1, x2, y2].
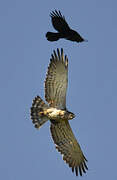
[46, 32, 61, 41]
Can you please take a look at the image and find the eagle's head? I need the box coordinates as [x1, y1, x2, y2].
[67, 111, 75, 120]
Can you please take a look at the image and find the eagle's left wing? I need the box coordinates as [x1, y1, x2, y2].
[50, 120, 88, 176]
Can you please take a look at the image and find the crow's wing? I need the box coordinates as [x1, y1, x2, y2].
[50, 10, 70, 33]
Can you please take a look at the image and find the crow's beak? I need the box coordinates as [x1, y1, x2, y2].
[84, 39, 88, 42]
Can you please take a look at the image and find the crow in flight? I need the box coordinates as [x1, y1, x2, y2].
[46, 10, 87, 43]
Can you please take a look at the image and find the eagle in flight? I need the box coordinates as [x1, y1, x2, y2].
[30, 49, 88, 176]
[46, 10, 87, 43]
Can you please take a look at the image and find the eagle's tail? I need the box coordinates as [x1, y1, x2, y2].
[30, 96, 49, 129]
[46, 32, 61, 41]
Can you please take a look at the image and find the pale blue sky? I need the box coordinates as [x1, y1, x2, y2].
[0, 0, 117, 179]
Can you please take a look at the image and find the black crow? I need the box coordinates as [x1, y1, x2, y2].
[46, 10, 87, 43]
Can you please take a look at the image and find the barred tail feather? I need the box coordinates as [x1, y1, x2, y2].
[30, 96, 49, 129]
[46, 32, 61, 41]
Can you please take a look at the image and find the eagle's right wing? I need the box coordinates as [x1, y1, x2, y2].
[45, 48, 68, 109]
